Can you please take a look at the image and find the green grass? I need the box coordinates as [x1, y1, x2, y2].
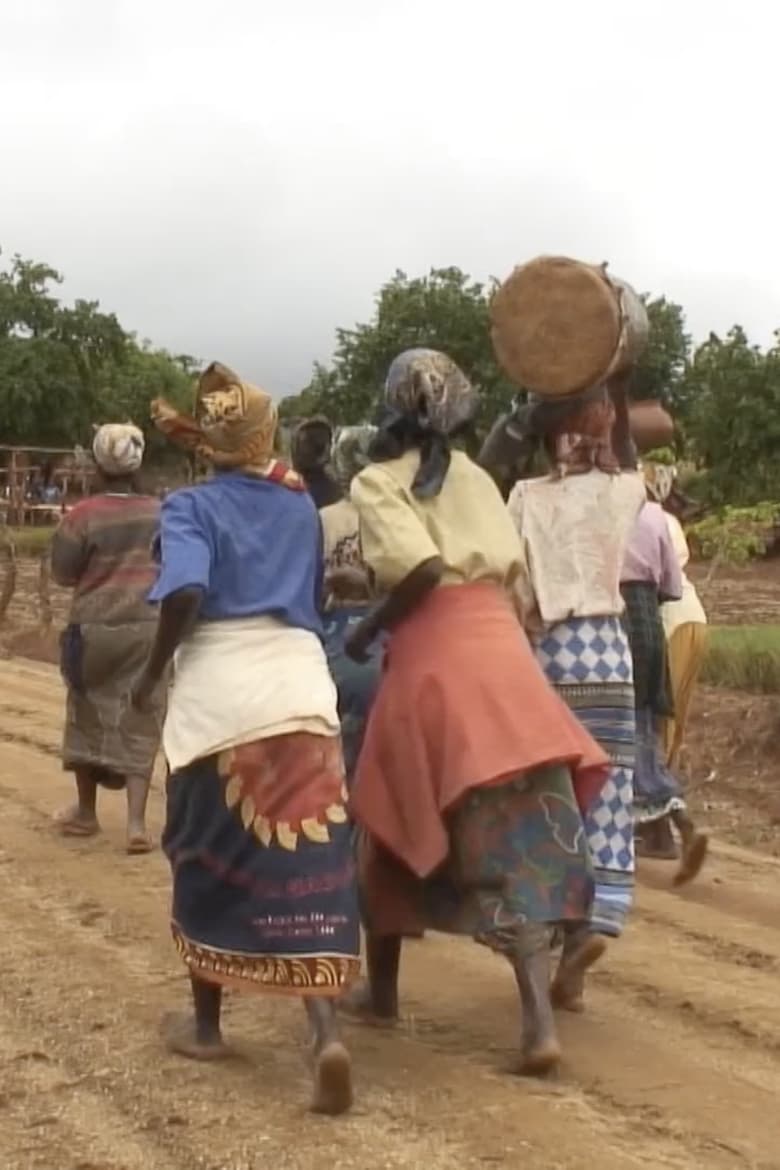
[0, 526, 57, 556]
[701, 625, 780, 693]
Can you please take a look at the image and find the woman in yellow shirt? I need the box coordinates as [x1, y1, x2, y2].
[343, 349, 608, 1076]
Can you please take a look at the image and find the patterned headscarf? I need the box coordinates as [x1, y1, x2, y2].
[511, 384, 619, 478]
[152, 362, 303, 489]
[92, 423, 145, 477]
[643, 461, 676, 503]
[378, 348, 478, 497]
[331, 425, 377, 492]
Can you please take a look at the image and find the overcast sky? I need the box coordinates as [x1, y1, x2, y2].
[1, 0, 776, 399]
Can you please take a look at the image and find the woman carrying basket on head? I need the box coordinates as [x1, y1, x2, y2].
[505, 387, 645, 1011]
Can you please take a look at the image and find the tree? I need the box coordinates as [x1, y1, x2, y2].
[284, 269, 692, 436]
[632, 297, 690, 410]
[682, 327, 780, 505]
[0, 248, 196, 449]
[283, 267, 517, 426]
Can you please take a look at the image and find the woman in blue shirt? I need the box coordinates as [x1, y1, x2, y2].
[132, 362, 359, 1116]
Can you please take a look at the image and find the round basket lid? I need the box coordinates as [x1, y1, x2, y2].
[491, 256, 622, 397]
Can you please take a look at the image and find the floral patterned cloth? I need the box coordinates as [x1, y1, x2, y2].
[163, 733, 360, 997]
[358, 763, 593, 955]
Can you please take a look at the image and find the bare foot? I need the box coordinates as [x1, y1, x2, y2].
[55, 807, 99, 838]
[673, 833, 708, 887]
[126, 826, 153, 855]
[516, 1038, 562, 1078]
[550, 934, 607, 1013]
[160, 1012, 232, 1062]
[338, 979, 398, 1028]
[311, 1041, 353, 1115]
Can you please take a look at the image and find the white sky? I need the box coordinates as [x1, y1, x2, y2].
[1, 0, 777, 398]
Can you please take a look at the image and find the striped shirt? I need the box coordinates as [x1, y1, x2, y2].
[51, 493, 160, 626]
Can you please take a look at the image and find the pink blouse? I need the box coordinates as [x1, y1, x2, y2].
[621, 501, 683, 601]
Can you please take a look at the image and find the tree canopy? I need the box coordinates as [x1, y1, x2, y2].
[281, 266, 780, 507]
[0, 249, 195, 449]
[280, 268, 693, 425]
[4, 248, 780, 507]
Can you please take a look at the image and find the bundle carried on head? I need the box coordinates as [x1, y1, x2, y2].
[490, 255, 649, 398]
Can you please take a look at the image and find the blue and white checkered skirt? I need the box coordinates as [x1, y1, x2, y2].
[534, 616, 636, 938]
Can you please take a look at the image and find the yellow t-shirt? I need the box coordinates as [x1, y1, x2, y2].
[350, 449, 526, 592]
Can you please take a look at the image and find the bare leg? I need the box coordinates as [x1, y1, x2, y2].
[56, 767, 99, 837]
[125, 774, 153, 854]
[161, 975, 231, 1060]
[339, 933, 401, 1025]
[305, 998, 353, 1115]
[512, 931, 561, 1076]
[550, 925, 607, 1013]
[671, 809, 708, 887]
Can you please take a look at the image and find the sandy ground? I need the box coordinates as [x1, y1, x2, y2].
[0, 658, 778, 1170]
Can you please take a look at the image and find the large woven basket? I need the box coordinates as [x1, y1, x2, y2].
[491, 256, 648, 397]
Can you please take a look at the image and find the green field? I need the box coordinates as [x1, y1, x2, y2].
[1, 526, 57, 556]
[701, 625, 780, 693]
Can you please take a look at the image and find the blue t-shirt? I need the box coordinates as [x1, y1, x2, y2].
[148, 473, 324, 637]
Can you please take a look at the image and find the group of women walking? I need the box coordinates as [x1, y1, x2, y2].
[51, 345, 708, 1116]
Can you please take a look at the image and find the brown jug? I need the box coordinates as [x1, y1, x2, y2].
[628, 399, 674, 453]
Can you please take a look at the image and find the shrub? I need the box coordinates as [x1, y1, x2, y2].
[687, 504, 780, 566]
[700, 626, 780, 693]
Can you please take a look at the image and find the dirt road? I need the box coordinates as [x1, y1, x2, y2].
[0, 659, 778, 1170]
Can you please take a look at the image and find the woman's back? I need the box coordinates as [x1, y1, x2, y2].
[151, 472, 323, 635]
[508, 469, 645, 625]
[351, 449, 523, 591]
[52, 493, 160, 626]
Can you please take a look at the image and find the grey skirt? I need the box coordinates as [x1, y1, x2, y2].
[62, 621, 166, 786]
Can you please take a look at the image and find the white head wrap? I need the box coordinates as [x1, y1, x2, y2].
[642, 461, 676, 504]
[92, 423, 145, 476]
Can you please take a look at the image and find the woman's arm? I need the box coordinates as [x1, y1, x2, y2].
[608, 373, 638, 471]
[657, 515, 684, 604]
[345, 557, 443, 662]
[51, 514, 89, 588]
[132, 586, 204, 709]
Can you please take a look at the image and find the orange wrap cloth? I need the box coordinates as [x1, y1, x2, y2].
[351, 583, 608, 879]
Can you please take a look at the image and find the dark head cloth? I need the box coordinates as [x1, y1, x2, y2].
[374, 348, 478, 498]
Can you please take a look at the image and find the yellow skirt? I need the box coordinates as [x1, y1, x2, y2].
[663, 623, 708, 768]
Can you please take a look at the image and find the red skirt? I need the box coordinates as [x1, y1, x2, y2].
[351, 583, 608, 878]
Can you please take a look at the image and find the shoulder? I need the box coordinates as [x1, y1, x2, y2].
[665, 511, 684, 538]
[449, 450, 496, 489]
[59, 498, 94, 528]
[351, 462, 406, 506]
[320, 497, 355, 524]
[160, 485, 202, 515]
[447, 451, 508, 507]
[619, 470, 647, 500]
[589, 470, 646, 516]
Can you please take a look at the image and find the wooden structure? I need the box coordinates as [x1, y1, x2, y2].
[0, 445, 94, 527]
